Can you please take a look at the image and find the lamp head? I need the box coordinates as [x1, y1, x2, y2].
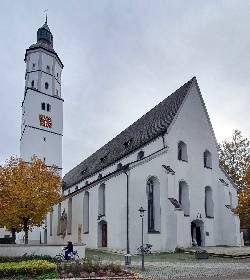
[138, 206, 146, 217]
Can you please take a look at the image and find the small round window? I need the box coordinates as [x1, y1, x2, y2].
[45, 82, 49, 89]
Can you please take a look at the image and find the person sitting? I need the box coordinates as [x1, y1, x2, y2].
[64, 240, 73, 260]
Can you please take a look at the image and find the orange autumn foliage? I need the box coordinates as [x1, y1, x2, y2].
[0, 156, 62, 243]
[236, 165, 250, 227]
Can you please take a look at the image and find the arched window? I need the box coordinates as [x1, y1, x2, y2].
[57, 203, 61, 235]
[83, 191, 89, 233]
[178, 141, 188, 162]
[49, 210, 53, 236]
[41, 102, 45, 110]
[46, 65, 50, 73]
[55, 89, 59, 96]
[67, 198, 72, 235]
[31, 80, 35, 88]
[47, 103, 51, 112]
[179, 181, 190, 216]
[147, 177, 161, 233]
[98, 184, 105, 217]
[204, 150, 212, 169]
[45, 82, 49, 89]
[137, 150, 144, 160]
[205, 186, 214, 218]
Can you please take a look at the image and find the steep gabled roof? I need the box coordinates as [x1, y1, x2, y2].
[63, 77, 196, 189]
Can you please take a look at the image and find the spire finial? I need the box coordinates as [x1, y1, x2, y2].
[44, 9, 48, 24]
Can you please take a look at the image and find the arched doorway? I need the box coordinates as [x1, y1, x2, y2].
[98, 220, 107, 247]
[191, 220, 204, 246]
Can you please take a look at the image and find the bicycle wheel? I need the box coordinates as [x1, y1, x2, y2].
[73, 252, 80, 261]
[54, 254, 63, 265]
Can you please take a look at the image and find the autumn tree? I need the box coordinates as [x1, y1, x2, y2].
[0, 156, 62, 244]
[219, 130, 250, 189]
[236, 166, 250, 227]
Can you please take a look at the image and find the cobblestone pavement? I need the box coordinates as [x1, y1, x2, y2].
[132, 260, 250, 279]
[187, 246, 250, 256]
[86, 249, 250, 279]
[180, 276, 250, 280]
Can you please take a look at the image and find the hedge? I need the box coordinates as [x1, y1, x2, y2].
[0, 255, 53, 263]
[0, 260, 57, 277]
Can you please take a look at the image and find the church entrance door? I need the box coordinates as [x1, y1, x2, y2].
[98, 220, 107, 247]
[44, 228, 47, 244]
[101, 223, 107, 247]
[195, 226, 201, 246]
[191, 220, 204, 246]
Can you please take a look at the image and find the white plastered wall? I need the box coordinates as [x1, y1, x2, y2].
[49, 80, 240, 251]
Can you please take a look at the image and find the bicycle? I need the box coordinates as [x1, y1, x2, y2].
[54, 248, 80, 264]
[137, 243, 152, 254]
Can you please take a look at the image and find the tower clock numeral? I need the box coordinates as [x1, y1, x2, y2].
[39, 114, 52, 128]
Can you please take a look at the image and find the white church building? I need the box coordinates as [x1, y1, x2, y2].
[48, 74, 240, 250]
[1, 20, 241, 252]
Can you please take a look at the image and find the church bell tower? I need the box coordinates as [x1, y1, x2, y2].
[20, 18, 63, 175]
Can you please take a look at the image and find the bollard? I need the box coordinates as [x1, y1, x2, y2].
[124, 254, 132, 267]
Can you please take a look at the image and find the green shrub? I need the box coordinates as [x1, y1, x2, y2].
[0, 260, 57, 277]
[0, 255, 53, 263]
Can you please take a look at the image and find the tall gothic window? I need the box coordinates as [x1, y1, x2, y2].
[98, 184, 105, 217]
[83, 191, 89, 233]
[205, 186, 214, 218]
[49, 210, 53, 236]
[57, 203, 61, 235]
[67, 198, 72, 235]
[204, 150, 212, 169]
[31, 80, 35, 88]
[147, 177, 161, 233]
[178, 141, 188, 162]
[179, 181, 190, 216]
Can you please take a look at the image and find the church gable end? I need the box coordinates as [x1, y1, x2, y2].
[166, 78, 219, 168]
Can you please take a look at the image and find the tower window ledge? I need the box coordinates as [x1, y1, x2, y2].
[148, 230, 160, 234]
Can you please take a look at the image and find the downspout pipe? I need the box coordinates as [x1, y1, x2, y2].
[123, 164, 130, 254]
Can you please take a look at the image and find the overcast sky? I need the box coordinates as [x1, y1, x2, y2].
[0, 1, 249, 174]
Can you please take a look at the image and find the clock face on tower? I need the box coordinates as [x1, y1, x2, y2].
[39, 114, 52, 128]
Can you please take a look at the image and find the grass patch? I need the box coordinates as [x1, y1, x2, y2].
[85, 248, 246, 264]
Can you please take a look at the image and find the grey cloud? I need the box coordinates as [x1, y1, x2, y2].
[0, 0, 249, 173]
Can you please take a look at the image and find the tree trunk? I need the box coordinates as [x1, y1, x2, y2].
[23, 218, 29, 244]
[11, 228, 16, 244]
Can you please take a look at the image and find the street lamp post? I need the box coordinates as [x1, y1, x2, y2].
[138, 206, 146, 271]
